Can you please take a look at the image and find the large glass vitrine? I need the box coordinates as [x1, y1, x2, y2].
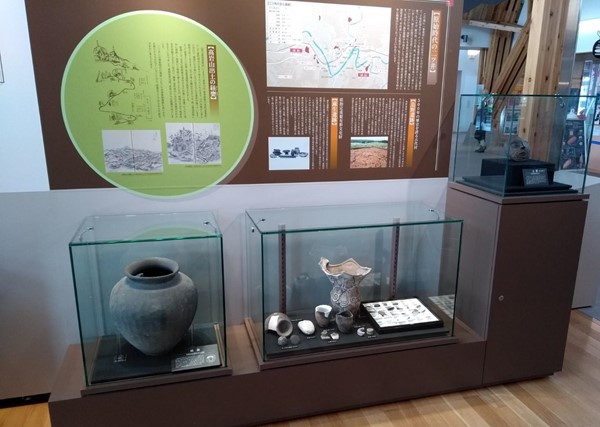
[452, 94, 597, 196]
[69, 212, 227, 390]
[245, 202, 463, 363]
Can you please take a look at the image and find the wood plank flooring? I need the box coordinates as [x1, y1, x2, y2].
[0, 403, 51, 427]
[2, 310, 599, 427]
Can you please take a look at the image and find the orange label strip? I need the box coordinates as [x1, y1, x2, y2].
[330, 97, 339, 169]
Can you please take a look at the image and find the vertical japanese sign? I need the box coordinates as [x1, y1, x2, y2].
[427, 9, 442, 86]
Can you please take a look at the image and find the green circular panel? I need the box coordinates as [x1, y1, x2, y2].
[62, 11, 254, 197]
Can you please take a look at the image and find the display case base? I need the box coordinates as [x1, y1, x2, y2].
[245, 317, 456, 371]
[49, 323, 486, 427]
[460, 157, 576, 196]
[257, 306, 449, 361]
[80, 324, 229, 396]
[459, 176, 574, 196]
[90, 327, 222, 384]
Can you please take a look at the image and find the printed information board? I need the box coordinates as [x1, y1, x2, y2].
[62, 12, 254, 197]
[27, 0, 459, 197]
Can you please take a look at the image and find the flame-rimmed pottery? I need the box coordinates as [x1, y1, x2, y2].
[319, 257, 371, 316]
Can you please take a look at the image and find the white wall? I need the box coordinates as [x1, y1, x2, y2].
[459, 25, 492, 50]
[456, 49, 482, 133]
[577, 18, 600, 54]
[0, 0, 48, 192]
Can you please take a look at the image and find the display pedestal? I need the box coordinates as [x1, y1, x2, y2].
[461, 158, 574, 195]
[446, 182, 588, 384]
[49, 323, 484, 427]
[481, 158, 556, 184]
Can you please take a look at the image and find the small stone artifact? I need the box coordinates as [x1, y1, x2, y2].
[506, 137, 530, 162]
[319, 257, 371, 316]
[109, 257, 198, 356]
[298, 320, 315, 335]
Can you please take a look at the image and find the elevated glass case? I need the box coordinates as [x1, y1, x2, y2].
[452, 94, 597, 196]
[245, 202, 462, 364]
[69, 212, 227, 390]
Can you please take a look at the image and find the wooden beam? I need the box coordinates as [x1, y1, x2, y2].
[464, 19, 523, 33]
[490, 19, 530, 95]
[478, 0, 525, 93]
[482, 30, 513, 92]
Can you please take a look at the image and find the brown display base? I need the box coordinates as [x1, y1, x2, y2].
[49, 323, 486, 427]
[446, 183, 588, 386]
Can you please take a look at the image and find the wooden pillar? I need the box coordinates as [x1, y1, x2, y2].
[522, 0, 569, 94]
[521, 0, 570, 159]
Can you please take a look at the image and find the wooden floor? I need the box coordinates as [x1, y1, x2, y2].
[2, 309, 600, 427]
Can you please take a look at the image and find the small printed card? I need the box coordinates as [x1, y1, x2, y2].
[523, 168, 549, 186]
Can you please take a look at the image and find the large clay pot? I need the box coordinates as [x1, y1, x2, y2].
[109, 257, 197, 356]
[319, 257, 371, 316]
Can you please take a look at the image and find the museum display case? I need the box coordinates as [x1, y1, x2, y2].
[452, 94, 597, 196]
[245, 202, 463, 364]
[69, 212, 227, 391]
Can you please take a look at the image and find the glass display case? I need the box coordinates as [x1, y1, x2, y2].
[452, 94, 598, 196]
[69, 212, 227, 389]
[245, 202, 463, 363]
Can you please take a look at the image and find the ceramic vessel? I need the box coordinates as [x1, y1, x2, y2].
[109, 257, 197, 356]
[319, 257, 371, 316]
[314, 304, 332, 328]
[265, 312, 293, 337]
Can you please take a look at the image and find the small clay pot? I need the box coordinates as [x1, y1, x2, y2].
[315, 304, 332, 328]
[336, 310, 354, 334]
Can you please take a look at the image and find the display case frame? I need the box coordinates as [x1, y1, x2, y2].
[452, 94, 598, 196]
[68, 211, 229, 394]
[245, 202, 463, 366]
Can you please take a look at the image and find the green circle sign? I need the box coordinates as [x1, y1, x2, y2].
[62, 11, 254, 197]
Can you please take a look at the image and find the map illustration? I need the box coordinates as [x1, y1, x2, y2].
[266, 1, 391, 89]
